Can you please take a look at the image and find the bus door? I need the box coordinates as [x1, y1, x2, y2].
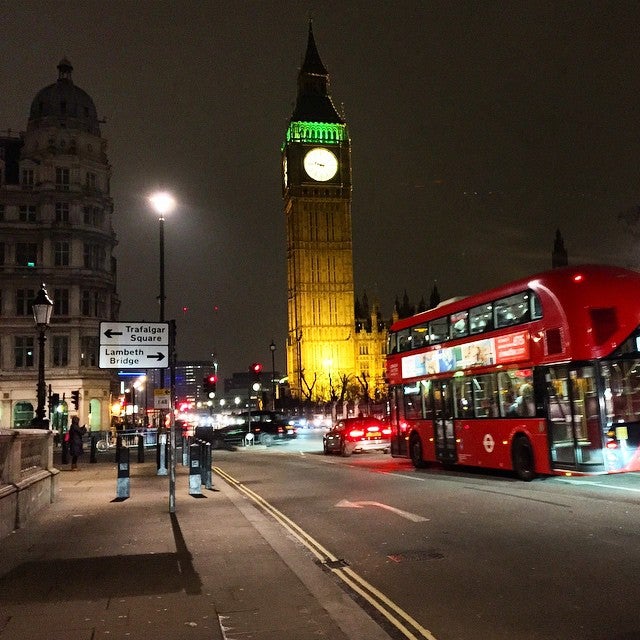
[544, 365, 605, 471]
[433, 379, 457, 463]
[389, 385, 407, 457]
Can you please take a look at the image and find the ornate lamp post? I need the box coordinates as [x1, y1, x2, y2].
[269, 340, 276, 410]
[32, 284, 53, 428]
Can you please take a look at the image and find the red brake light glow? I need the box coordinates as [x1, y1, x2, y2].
[349, 429, 365, 438]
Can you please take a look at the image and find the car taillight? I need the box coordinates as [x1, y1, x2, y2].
[382, 427, 392, 435]
[278, 426, 283, 433]
[349, 429, 365, 438]
[366, 426, 380, 433]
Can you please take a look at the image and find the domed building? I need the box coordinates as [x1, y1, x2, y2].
[0, 59, 119, 431]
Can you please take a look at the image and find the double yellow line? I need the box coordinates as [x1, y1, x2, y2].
[214, 466, 438, 640]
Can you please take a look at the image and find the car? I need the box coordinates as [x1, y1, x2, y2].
[237, 411, 298, 446]
[195, 411, 298, 448]
[323, 416, 391, 456]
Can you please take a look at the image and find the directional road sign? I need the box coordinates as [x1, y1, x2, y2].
[99, 321, 169, 369]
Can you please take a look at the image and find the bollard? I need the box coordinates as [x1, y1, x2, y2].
[116, 445, 130, 499]
[137, 434, 145, 463]
[182, 436, 189, 466]
[202, 441, 212, 490]
[90, 435, 97, 463]
[61, 436, 69, 465]
[188, 442, 202, 495]
[157, 431, 168, 476]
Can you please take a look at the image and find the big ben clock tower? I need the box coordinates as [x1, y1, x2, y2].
[282, 22, 355, 401]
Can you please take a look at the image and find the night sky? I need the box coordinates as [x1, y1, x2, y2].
[3, 1, 640, 380]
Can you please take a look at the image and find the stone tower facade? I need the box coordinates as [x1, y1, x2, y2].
[282, 24, 386, 403]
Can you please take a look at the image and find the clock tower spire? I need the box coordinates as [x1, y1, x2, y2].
[282, 22, 355, 402]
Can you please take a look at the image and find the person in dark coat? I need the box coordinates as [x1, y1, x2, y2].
[68, 415, 87, 470]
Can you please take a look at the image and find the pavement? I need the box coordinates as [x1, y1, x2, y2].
[0, 447, 394, 640]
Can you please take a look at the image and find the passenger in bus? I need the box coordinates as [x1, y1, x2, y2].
[508, 383, 534, 417]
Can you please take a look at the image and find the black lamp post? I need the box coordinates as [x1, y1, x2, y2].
[269, 340, 276, 411]
[32, 284, 53, 428]
[149, 192, 175, 397]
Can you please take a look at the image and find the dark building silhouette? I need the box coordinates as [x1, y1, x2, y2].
[552, 228, 569, 268]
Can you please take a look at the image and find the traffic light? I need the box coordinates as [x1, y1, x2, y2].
[250, 362, 263, 378]
[71, 389, 80, 410]
[203, 374, 217, 398]
[50, 393, 60, 407]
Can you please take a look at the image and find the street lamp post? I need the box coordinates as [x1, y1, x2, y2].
[148, 191, 176, 387]
[32, 284, 53, 428]
[269, 340, 276, 410]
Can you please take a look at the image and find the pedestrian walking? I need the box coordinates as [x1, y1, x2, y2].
[68, 415, 87, 470]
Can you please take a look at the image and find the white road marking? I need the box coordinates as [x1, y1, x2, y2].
[336, 499, 429, 522]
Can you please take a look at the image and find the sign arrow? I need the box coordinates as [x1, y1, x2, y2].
[103, 329, 123, 339]
[336, 500, 429, 522]
[147, 352, 166, 362]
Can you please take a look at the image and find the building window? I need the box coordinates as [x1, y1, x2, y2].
[0, 204, 4, 221]
[15, 336, 34, 368]
[16, 243, 37, 267]
[54, 241, 70, 267]
[16, 289, 35, 315]
[86, 172, 97, 189]
[52, 336, 69, 367]
[83, 243, 105, 270]
[19, 205, 37, 222]
[55, 167, 70, 191]
[81, 290, 104, 317]
[21, 168, 34, 187]
[55, 202, 70, 222]
[83, 206, 102, 226]
[80, 336, 98, 367]
[0, 242, 4, 264]
[53, 288, 69, 316]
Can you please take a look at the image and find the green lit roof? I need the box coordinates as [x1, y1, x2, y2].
[285, 121, 348, 146]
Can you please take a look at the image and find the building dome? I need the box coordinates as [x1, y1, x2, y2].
[27, 58, 101, 135]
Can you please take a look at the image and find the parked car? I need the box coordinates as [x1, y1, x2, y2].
[195, 411, 298, 448]
[323, 416, 391, 456]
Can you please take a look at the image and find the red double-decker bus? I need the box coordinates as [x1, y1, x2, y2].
[386, 265, 640, 479]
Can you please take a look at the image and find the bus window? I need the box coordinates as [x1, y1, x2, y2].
[429, 317, 449, 344]
[398, 328, 412, 352]
[421, 380, 434, 419]
[388, 331, 398, 354]
[411, 323, 429, 349]
[530, 291, 543, 320]
[473, 374, 500, 418]
[497, 371, 516, 416]
[469, 303, 493, 334]
[452, 377, 473, 418]
[495, 292, 531, 329]
[602, 359, 640, 424]
[450, 310, 469, 339]
[403, 382, 423, 419]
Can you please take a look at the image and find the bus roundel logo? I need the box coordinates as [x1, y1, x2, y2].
[483, 433, 495, 453]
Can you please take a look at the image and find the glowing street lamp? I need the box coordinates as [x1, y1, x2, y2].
[148, 191, 176, 324]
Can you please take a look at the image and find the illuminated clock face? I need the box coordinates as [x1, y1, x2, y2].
[303, 147, 338, 181]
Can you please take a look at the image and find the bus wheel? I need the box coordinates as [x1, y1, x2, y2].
[512, 436, 535, 481]
[409, 434, 427, 468]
